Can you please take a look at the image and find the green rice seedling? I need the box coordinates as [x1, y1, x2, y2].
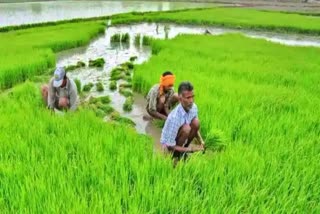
[77, 61, 86, 67]
[123, 76, 132, 82]
[96, 82, 104, 92]
[110, 111, 136, 126]
[142, 35, 153, 46]
[65, 61, 86, 72]
[204, 128, 227, 152]
[119, 83, 132, 89]
[82, 82, 94, 92]
[123, 96, 134, 112]
[95, 108, 106, 118]
[152, 119, 165, 128]
[109, 80, 117, 91]
[121, 61, 134, 70]
[119, 88, 133, 97]
[134, 34, 141, 46]
[110, 33, 121, 42]
[110, 68, 123, 78]
[90, 95, 110, 105]
[99, 95, 111, 104]
[130, 56, 138, 62]
[0, 21, 104, 89]
[121, 33, 130, 43]
[98, 104, 114, 115]
[74, 78, 81, 94]
[89, 58, 105, 68]
[124, 70, 131, 76]
[110, 73, 125, 81]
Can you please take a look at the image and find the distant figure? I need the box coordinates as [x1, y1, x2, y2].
[41, 67, 78, 111]
[160, 81, 205, 163]
[145, 71, 178, 120]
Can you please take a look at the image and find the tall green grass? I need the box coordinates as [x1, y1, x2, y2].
[133, 34, 320, 211]
[0, 81, 319, 212]
[0, 21, 105, 89]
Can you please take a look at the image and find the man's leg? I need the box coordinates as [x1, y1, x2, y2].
[156, 95, 166, 114]
[185, 118, 200, 147]
[41, 85, 49, 106]
[58, 97, 69, 109]
[172, 124, 191, 162]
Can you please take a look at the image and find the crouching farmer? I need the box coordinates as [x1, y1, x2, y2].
[160, 81, 204, 163]
[41, 67, 78, 111]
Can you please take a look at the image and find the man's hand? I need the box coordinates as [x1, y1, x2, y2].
[189, 144, 205, 152]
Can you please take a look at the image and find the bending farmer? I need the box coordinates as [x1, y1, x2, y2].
[146, 71, 178, 120]
[160, 81, 205, 161]
[41, 67, 78, 111]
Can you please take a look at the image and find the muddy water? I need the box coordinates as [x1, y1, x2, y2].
[56, 22, 320, 143]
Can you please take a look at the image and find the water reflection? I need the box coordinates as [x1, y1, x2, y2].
[0, 1, 216, 27]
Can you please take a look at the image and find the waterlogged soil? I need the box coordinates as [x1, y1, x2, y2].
[56, 22, 320, 143]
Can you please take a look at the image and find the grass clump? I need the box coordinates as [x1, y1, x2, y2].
[123, 96, 134, 112]
[89, 95, 110, 105]
[82, 82, 94, 92]
[121, 61, 134, 70]
[129, 56, 138, 62]
[110, 33, 130, 43]
[110, 111, 135, 126]
[134, 34, 141, 46]
[119, 88, 133, 97]
[110, 33, 121, 42]
[96, 82, 104, 92]
[142, 35, 153, 46]
[204, 128, 227, 152]
[121, 33, 130, 43]
[89, 58, 105, 68]
[65, 61, 86, 72]
[109, 80, 117, 91]
[119, 83, 132, 89]
[74, 78, 81, 94]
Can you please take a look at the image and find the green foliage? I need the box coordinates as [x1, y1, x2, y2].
[89, 58, 105, 68]
[109, 80, 117, 91]
[82, 82, 94, 92]
[0, 21, 104, 89]
[123, 96, 134, 112]
[95, 82, 104, 92]
[110, 33, 121, 42]
[119, 88, 133, 97]
[133, 33, 320, 212]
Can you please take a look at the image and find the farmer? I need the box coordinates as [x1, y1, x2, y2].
[160, 81, 205, 162]
[41, 67, 78, 111]
[145, 71, 178, 120]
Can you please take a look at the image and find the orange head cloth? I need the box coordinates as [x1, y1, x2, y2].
[159, 74, 175, 96]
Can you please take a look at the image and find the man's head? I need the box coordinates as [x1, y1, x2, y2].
[160, 71, 175, 93]
[178, 81, 194, 111]
[53, 67, 67, 88]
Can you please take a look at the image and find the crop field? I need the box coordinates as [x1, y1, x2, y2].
[0, 21, 105, 89]
[0, 7, 319, 213]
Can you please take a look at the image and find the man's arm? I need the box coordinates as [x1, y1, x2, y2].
[196, 131, 205, 145]
[148, 89, 167, 120]
[47, 80, 56, 109]
[167, 145, 203, 153]
[69, 80, 78, 111]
